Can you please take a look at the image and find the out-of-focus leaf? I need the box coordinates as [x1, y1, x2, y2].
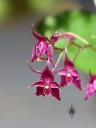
[0, 0, 11, 23]
[38, 10, 96, 73]
[27, 0, 54, 12]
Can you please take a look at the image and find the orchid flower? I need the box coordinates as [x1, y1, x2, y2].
[31, 27, 60, 67]
[85, 71, 96, 100]
[56, 51, 83, 90]
[28, 62, 61, 100]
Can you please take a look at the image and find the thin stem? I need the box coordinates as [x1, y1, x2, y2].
[54, 47, 64, 51]
[83, 43, 96, 52]
[73, 48, 81, 62]
[71, 40, 83, 49]
[26, 61, 41, 74]
[61, 32, 96, 52]
[89, 44, 96, 52]
[52, 50, 64, 71]
[62, 32, 89, 45]
[54, 42, 72, 51]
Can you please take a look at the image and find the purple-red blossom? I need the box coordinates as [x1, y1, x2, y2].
[28, 63, 61, 100]
[31, 27, 60, 66]
[85, 71, 96, 100]
[56, 52, 83, 90]
[50, 32, 60, 44]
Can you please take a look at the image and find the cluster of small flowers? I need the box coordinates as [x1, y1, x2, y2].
[27, 26, 96, 101]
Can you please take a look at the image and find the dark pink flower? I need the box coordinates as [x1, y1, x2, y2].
[56, 52, 83, 90]
[31, 27, 60, 66]
[85, 71, 96, 100]
[29, 63, 61, 100]
[31, 27, 48, 62]
[50, 32, 60, 44]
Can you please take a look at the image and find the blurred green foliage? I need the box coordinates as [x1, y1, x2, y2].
[0, 0, 11, 23]
[27, 0, 55, 12]
[37, 10, 96, 73]
[0, 0, 55, 24]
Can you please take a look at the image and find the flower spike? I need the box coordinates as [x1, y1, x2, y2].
[28, 26, 96, 102]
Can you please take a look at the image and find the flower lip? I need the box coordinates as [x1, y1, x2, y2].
[43, 85, 51, 96]
[66, 72, 73, 85]
[45, 85, 50, 89]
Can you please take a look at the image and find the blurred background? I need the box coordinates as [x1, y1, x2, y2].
[0, 0, 96, 26]
[0, 0, 96, 128]
[0, 0, 79, 25]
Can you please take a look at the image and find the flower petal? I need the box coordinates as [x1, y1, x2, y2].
[46, 44, 54, 67]
[72, 69, 79, 77]
[29, 81, 44, 88]
[41, 64, 54, 82]
[85, 83, 96, 100]
[73, 76, 83, 90]
[35, 87, 44, 96]
[64, 53, 75, 69]
[38, 42, 48, 55]
[55, 69, 67, 75]
[32, 26, 47, 41]
[50, 32, 60, 44]
[50, 82, 60, 89]
[51, 88, 61, 100]
[89, 74, 96, 84]
[31, 44, 37, 62]
[60, 75, 67, 87]
[85, 93, 94, 100]
[32, 41, 48, 62]
[89, 70, 96, 80]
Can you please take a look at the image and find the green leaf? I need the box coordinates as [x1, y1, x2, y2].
[38, 10, 96, 73]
